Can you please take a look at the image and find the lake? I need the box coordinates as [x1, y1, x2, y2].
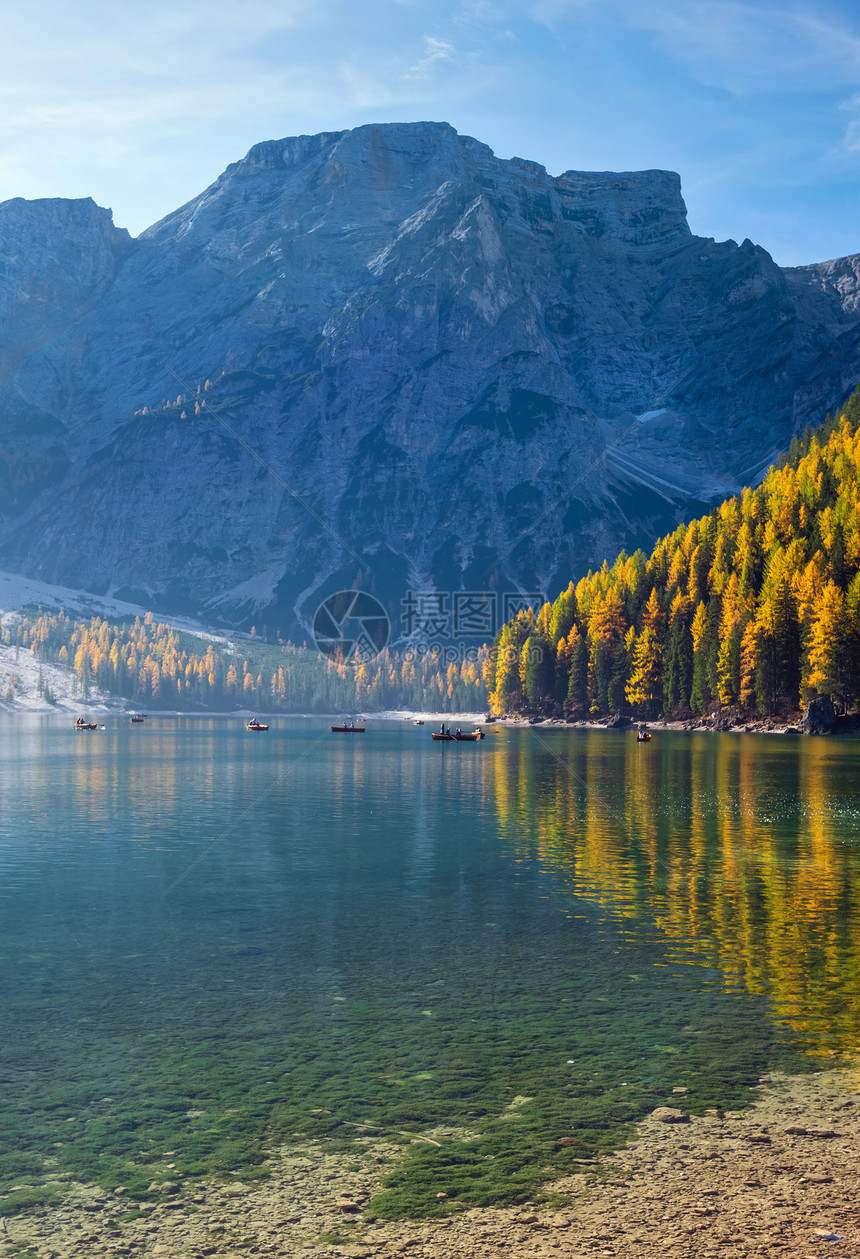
[1, 718, 858, 1216]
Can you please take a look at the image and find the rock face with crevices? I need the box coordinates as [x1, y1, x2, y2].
[0, 121, 859, 633]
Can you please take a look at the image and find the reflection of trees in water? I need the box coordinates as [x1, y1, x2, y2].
[490, 734, 860, 1055]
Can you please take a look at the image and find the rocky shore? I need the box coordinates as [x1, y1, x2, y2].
[491, 714, 807, 737]
[4, 1066, 857, 1259]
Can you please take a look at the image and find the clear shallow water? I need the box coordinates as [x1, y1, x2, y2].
[1, 718, 858, 1214]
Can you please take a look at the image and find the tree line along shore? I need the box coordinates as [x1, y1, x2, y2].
[0, 611, 488, 714]
[483, 387, 860, 727]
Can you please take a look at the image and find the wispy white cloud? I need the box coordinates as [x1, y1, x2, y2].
[528, 0, 860, 94]
[454, 0, 508, 24]
[3, 1, 321, 74]
[0, 0, 859, 261]
[403, 34, 457, 79]
[0, 1, 328, 137]
[636, 2, 860, 94]
[836, 93, 860, 155]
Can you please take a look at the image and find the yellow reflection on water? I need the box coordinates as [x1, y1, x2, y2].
[489, 731, 860, 1056]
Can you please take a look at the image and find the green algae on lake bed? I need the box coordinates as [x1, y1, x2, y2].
[0, 928, 808, 1217]
[0, 721, 852, 1218]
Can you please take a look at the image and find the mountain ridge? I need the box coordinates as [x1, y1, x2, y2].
[0, 121, 859, 635]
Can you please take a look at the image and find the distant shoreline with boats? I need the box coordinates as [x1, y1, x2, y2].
[5, 700, 859, 738]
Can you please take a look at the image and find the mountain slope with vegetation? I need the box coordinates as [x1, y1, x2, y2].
[2, 610, 487, 714]
[486, 387, 860, 721]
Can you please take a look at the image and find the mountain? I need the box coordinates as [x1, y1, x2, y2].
[1, 121, 859, 637]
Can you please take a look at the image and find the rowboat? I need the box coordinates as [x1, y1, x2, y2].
[246, 719, 269, 731]
[331, 724, 365, 733]
[130, 714, 146, 724]
[432, 729, 484, 742]
[74, 719, 98, 731]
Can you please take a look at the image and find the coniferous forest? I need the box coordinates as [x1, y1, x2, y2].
[7, 388, 860, 720]
[484, 387, 860, 721]
[1, 613, 487, 713]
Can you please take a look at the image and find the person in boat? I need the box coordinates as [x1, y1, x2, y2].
[440, 722, 445, 733]
[456, 727, 461, 736]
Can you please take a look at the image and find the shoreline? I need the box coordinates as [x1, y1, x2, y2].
[491, 715, 806, 736]
[0, 704, 806, 733]
[0, 706, 490, 722]
[0, 648, 833, 739]
[6, 1062, 858, 1258]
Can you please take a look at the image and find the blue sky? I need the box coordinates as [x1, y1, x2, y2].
[2, 0, 859, 265]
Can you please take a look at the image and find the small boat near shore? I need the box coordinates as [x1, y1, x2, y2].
[130, 714, 146, 724]
[74, 719, 98, 731]
[331, 721, 365, 733]
[432, 727, 484, 742]
[246, 719, 269, 731]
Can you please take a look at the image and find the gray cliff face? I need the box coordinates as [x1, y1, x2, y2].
[0, 197, 132, 517]
[0, 197, 131, 377]
[0, 121, 859, 635]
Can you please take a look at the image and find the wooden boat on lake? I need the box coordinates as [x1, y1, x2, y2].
[246, 719, 269, 731]
[432, 728, 484, 742]
[130, 714, 146, 724]
[412, 719, 424, 726]
[636, 727, 651, 742]
[74, 719, 98, 731]
[331, 722, 365, 733]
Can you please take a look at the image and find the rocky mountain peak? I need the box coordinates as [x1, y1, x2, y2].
[0, 122, 859, 635]
[0, 196, 131, 376]
[554, 168, 690, 249]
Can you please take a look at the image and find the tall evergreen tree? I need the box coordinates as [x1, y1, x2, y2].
[567, 631, 589, 709]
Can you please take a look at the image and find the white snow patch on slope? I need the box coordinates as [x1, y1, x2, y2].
[0, 568, 235, 713]
[0, 643, 122, 713]
[0, 569, 226, 641]
[203, 564, 286, 614]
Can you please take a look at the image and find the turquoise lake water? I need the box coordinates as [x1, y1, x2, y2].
[1, 718, 859, 1214]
